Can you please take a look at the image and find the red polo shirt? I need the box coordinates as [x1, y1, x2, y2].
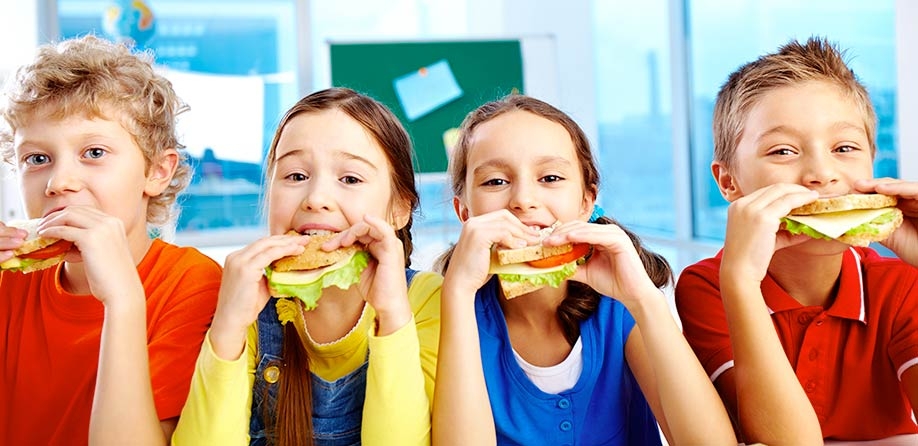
[676, 247, 918, 440]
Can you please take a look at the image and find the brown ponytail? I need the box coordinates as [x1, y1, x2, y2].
[274, 323, 314, 446]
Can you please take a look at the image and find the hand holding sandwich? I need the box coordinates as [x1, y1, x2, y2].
[0, 222, 29, 263]
[35, 206, 144, 306]
[722, 183, 820, 282]
[444, 209, 541, 300]
[856, 178, 918, 267]
[330, 214, 412, 336]
[544, 220, 660, 309]
[210, 233, 309, 361]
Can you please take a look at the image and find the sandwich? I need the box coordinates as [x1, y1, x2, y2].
[782, 193, 903, 247]
[0, 219, 72, 273]
[488, 226, 592, 299]
[264, 230, 370, 309]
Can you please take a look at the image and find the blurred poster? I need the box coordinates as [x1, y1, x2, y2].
[393, 59, 463, 121]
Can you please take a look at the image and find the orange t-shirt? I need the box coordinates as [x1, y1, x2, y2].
[0, 239, 221, 445]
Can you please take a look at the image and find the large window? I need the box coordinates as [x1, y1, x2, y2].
[592, 1, 674, 238]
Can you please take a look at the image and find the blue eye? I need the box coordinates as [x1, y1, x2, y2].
[23, 153, 50, 166]
[84, 147, 106, 159]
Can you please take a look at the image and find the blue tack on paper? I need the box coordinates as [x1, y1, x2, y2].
[393, 59, 463, 121]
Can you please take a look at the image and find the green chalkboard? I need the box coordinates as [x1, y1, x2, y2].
[330, 40, 524, 173]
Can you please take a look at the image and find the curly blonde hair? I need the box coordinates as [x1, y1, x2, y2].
[0, 35, 190, 227]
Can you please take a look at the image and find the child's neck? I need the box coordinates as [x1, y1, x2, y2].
[500, 287, 571, 367]
[301, 286, 366, 344]
[768, 250, 843, 308]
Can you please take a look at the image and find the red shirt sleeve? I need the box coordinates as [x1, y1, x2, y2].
[675, 256, 734, 380]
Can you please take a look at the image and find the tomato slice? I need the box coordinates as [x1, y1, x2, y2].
[527, 243, 591, 268]
[20, 240, 73, 260]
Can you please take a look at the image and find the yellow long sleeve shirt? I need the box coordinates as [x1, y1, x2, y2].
[173, 271, 441, 446]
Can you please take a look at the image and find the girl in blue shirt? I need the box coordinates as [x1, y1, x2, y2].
[432, 95, 735, 445]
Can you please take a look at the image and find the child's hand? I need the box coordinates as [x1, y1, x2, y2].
[444, 209, 540, 299]
[326, 214, 411, 336]
[857, 178, 918, 266]
[545, 220, 659, 308]
[37, 206, 142, 304]
[209, 233, 308, 360]
[0, 221, 27, 263]
[720, 184, 819, 283]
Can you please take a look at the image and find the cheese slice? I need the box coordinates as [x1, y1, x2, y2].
[269, 253, 355, 284]
[489, 260, 568, 276]
[784, 208, 892, 239]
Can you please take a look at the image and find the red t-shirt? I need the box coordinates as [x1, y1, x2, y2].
[0, 239, 221, 445]
[676, 247, 918, 440]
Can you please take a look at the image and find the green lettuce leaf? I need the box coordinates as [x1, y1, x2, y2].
[844, 209, 899, 236]
[265, 250, 370, 310]
[781, 209, 899, 240]
[781, 218, 832, 240]
[0, 257, 43, 273]
[497, 261, 578, 289]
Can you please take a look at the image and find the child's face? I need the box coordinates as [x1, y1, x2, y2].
[715, 80, 874, 201]
[267, 108, 406, 235]
[13, 111, 160, 240]
[456, 110, 593, 227]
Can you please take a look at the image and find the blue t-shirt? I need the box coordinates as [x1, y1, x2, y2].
[475, 277, 661, 446]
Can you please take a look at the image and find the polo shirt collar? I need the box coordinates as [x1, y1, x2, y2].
[760, 247, 866, 323]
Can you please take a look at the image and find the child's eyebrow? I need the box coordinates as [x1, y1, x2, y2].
[756, 121, 866, 143]
[532, 156, 574, 168]
[335, 150, 378, 171]
[829, 121, 868, 135]
[755, 125, 804, 142]
[472, 159, 513, 175]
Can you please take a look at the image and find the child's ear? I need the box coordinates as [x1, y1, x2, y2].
[453, 196, 470, 222]
[711, 161, 741, 201]
[580, 185, 598, 221]
[390, 197, 412, 230]
[144, 149, 179, 197]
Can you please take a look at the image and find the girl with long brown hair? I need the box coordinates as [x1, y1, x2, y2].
[173, 88, 441, 446]
[432, 95, 734, 445]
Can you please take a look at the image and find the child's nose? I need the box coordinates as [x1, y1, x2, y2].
[299, 182, 334, 212]
[44, 165, 83, 196]
[509, 182, 538, 211]
[801, 152, 840, 188]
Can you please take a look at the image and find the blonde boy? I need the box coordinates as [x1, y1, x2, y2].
[676, 37, 918, 444]
[0, 35, 220, 444]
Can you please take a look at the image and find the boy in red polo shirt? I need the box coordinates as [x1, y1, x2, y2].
[675, 37, 918, 445]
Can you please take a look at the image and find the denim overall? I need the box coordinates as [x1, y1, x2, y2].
[249, 269, 419, 446]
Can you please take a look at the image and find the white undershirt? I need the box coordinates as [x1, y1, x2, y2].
[512, 336, 583, 394]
